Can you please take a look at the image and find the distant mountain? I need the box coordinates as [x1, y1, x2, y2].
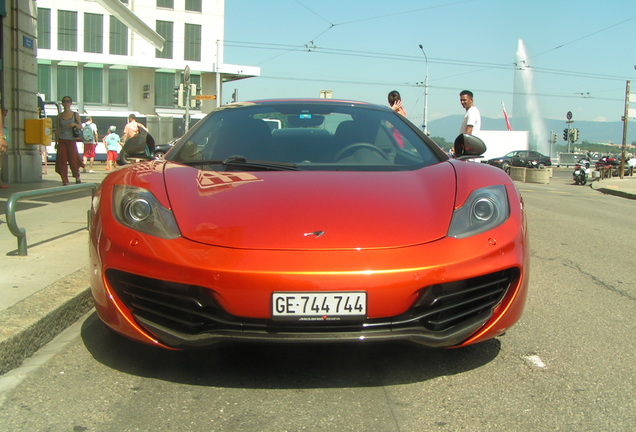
[428, 115, 634, 145]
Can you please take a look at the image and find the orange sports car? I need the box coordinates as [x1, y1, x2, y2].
[89, 99, 528, 350]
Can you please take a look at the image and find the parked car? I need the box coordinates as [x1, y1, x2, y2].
[153, 138, 177, 159]
[89, 99, 529, 350]
[487, 150, 552, 171]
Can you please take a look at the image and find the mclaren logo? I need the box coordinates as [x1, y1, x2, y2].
[304, 230, 325, 238]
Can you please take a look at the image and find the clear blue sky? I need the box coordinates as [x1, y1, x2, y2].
[224, 0, 636, 131]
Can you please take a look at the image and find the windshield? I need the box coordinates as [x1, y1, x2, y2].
[169, 102, 443, 171]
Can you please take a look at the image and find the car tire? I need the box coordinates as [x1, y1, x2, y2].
[502, 163, 511, 174]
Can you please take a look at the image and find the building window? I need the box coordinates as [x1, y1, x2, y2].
[38, 64, 52, 101]
[83, 68, 103, 104]
[184, 24, 201, 62]
[84, 13, 104, 53]
[185, 0, 202, 12]
[109, 69, 128, 105]
[37, 8, 51, 49]
[57, 66, 77, 102]
[155, 21, 173, 59]
[154, 72, 175, 107]
[109, 16, 128, 55]
[57, 10, 78, 51]
[157, 0, 174, 8]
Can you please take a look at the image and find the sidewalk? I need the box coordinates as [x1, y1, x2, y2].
[0, 165, 110, 374]
[0, 166, 635, 375]
[589, 173, 636, 200]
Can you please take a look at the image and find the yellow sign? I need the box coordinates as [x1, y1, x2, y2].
[195, 95, 216, 100]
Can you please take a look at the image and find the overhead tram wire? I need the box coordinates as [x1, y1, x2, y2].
[528, 14, 636, 60]
[224, 40, 634, 84]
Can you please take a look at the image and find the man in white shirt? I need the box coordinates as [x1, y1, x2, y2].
[459, 90, 481, 136]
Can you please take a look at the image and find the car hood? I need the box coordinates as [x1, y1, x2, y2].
[164, 162, 457, 250]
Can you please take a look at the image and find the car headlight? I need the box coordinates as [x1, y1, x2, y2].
[112, 185, 180, 239]
[447, 185, 509, 239]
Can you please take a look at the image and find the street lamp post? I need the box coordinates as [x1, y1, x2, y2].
[418, 44, 429, 135]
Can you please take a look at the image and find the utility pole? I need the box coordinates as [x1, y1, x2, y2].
[620, 80, 630, 179]
[184, 65, 191, 132]
[564, 111, 573, 153]
[418, 44, 429, 135]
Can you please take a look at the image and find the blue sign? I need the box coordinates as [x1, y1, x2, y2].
[23, 36, 34, 50]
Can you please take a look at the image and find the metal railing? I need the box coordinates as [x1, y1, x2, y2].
[5, 183, 98, 256]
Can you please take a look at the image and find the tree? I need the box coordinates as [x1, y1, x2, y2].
[430, 136, 452, 152]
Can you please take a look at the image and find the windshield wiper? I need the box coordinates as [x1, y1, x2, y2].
[180, 156, 299, 171]
[223, 156, 299, 171]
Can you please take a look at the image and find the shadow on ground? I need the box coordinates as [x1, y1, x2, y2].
[81, 312, 501, 389]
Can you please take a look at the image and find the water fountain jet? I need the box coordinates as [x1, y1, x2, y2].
[512, 40, 550, 155]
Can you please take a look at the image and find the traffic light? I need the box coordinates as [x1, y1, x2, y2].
[173, 84, 184, 107]
[189, 84, 200, 109]
[571, 128, 579, 142]
[563, 129, 569, 141]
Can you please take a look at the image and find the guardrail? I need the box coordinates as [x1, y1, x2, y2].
[5, 183, 99, 256]
[596, 165, 634, 180]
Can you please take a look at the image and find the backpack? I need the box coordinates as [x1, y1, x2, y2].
[82, 123, 94, 143]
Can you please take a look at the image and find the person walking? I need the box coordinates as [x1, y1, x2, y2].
[104, 126, 121, 171]
[459, 90, 481, 136]
[122, 113, 148, 143]
[55, 96, 83, 185]
[81, 116, 98, 173]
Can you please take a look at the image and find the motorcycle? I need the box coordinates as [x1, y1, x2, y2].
[573, 159, 589, 185]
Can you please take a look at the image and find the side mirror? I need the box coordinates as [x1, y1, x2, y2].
[453, 134, 486, 160]
[117, 132, 156, 165]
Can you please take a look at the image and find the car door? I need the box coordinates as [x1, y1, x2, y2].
[510, 151, 526, 167]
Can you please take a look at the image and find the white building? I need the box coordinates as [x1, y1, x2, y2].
[35, 0, 259, 140]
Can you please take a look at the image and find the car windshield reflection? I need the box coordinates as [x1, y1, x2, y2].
[169, 102, 442, 171]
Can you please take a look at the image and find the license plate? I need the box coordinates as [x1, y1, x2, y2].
[272, 292, 366, 321]
[574, 170, 581, 174]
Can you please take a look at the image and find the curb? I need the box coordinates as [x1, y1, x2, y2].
[589, 180, 636, 200]
[0, 267, 94, 375]
[592, 187, 636, 200]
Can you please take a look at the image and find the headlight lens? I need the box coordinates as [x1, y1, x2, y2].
[112, 185, 180, 239]
[448, 185, 509, 239]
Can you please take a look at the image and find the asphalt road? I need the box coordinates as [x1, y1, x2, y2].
[0, 170, 634, 431]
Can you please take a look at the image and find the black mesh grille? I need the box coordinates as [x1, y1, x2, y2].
[105, 269, 237, 334]
[404, 268, 517, 331]
[106, 267, 517, 336]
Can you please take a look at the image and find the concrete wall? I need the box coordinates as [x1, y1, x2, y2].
[2, 0, 41, 184]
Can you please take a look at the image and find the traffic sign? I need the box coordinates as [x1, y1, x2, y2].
[195, 94, 216, 100]
[566, 111, 572, 120]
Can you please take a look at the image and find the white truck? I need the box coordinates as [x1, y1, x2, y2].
[476, 130, 529, 161]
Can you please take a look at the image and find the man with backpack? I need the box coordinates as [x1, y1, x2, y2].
[82, 116, 98, 173]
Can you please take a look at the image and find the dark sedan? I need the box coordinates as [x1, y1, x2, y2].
[487, 150, 552, 171]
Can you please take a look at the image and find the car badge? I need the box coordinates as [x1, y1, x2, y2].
[304, 230, 325, 238]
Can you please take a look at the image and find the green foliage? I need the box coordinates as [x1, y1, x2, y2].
[430, 136, 452, 151]
[562, 140, 635, 156]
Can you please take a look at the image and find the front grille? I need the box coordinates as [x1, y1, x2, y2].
[403, 268, 517, 331]
[105, 269, 240, 334]
[106, 267, 516, 339]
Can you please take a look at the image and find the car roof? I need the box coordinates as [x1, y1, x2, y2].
[223, 98, 390, 111]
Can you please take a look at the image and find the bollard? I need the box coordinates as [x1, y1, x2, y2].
[525, 169, 550, 184]
[509, 167, 526, 182]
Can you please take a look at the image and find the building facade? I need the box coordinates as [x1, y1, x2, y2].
[2, 0, 258, 184]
